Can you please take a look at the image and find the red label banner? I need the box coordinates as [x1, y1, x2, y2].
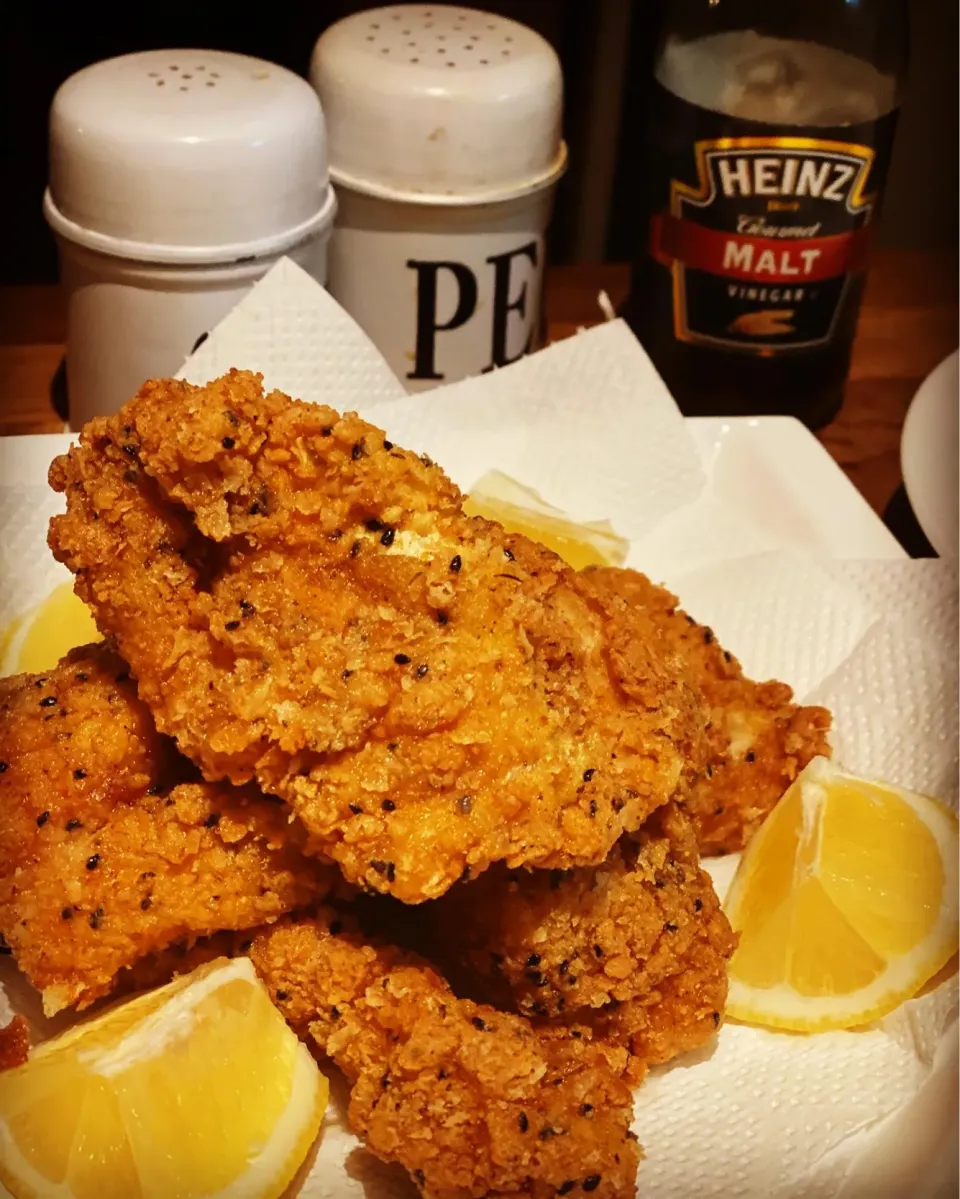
[651, 214, 872, 284]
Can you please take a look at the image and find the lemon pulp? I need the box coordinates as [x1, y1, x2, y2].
[0, 958, 328, 1199]
[464, 470, 628, 570]
[1, 584, 98, 677]
[725, 756, 958, 1031]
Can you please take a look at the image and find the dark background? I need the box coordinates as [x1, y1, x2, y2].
[2, 0, 956, 284]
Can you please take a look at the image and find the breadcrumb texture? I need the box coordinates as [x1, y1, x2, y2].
[249, 915, 641, 1199]
[579, 567, 832, 853]
[0, 644, 332, 1013]
[421, 803, 735, 1082]
[48, 371, 703, 901]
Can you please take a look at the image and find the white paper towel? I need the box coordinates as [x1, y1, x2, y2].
[0, 260, 956, 1199]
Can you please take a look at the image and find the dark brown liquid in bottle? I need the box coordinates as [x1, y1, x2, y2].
[622, 28, 902, 430]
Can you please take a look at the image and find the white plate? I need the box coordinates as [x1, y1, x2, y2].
[901, 350, 959, 558]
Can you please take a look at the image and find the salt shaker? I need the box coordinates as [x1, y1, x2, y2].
[310, 5, 566, 392]
[44, 50, 336, 428]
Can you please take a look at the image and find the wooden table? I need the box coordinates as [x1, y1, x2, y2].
[2, 250, 956, 517]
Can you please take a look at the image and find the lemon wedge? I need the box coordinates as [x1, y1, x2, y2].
[464, 470, 629, 570]
[1, 584, 99, 677]
[725, 756, 959, 1032]
[0, 957, 327, 1199]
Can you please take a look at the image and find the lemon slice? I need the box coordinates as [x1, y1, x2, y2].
[1, 584, 99, 677]
[0, 958, 327, 1199]
[725, 756, 959, 1032]
[464, 470, 629, 570]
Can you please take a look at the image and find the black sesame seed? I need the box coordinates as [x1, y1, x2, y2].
[350, 541, 361, 558]
[381, 1072, 391, 1089]
[328, 528, 344, 541]
[558, 1183, 576, 1196]
[559, 959, 569, 974]
[471, 1016, 486, 1030]
[66, 818, 82, 831]
[593, 944, 604, 958]
[436, 610, 448, 625]
[331, 1005, 341, 1018]
[570, 1029, 582, 1039]
[394, 653, 411, 665]
[503, 547, 515, 560]
[89, 908, 104, 930]
[36, 811, 50, 827]
[73, 768, 87, 780]
[457, 795, 473, 814]
[276, 990, 290, 1001]
[526, 953, 542, 967]
[580, 1103, 594, 1116]
[723, 650, 732, 662]
[349, 803, 363, 815]
[525, 971, 547, 986]
[225, 620, 240, 630]
[694, 898, 703, 912]
[380, 527, 395, 547]
[416, 663, 429, 678]
[342, 669, 353, 680]
[538, 1126, 557, 1141]
[664, 921, 679, 933]
[248, 502, 261, 515]
[449, 554, 462, 573]
[518, 1112, 529, 1133]
[320, 426, 333, 437]
[531, 1001, 548, 1017]
[583, 768, 596, 781]
[370, 860, 387, 875]
[225, 410, 240, 426]
[86, 853, 100, 870]
[383, 440, 394, 451]
[413, 1168, 425, 1186]
[140, 896, 152, 911]
[204, 812, 221, 828]
[221, 437, 235, 449]
[703, 629, 714, 644]
[0, 762, 7, 773]
[40, 696, 57, 707]
[352, 442, 365, 460]
[583, 1175, 602, 1192]
[121, 443, 138, 458]
[382, 799, 396, 811]
[589, 799, 598, 817]
[61, 907, 73, 920]
[386, 862, 396, 882]
[745, 750, 757, 763]
[365, 518, 383, 532]
[712, 1011, 720, 1027]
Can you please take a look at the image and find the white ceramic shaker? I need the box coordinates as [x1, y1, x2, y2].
[44, 50, 337, 428]
[310, 5, 566, 391]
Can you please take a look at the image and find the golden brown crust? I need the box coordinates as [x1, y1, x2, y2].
[48, 371, 704, 901]
[0, 644, 333, 1013]
[579, 567, 832, 853]
[248, 915, 641, 1199]
[0, 1016, 30, 1071]
[419, 803, 735, 1082]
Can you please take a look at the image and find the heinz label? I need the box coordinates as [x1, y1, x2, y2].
[646, 82, 897, 354]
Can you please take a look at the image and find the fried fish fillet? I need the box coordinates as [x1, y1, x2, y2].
[48, 371, 704, 902]
[247, 914, 641, 1199]
[0, 644, 333, 1013]
[418, 803, 735, 1082]
[578, 567, 832, 853]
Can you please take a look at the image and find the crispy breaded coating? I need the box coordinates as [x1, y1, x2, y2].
[419, 803, 735, 1082]
[248, 914, 641, 1199]
[578, 567, 832, 853]
[0, 1017, 30, 1071]
[0, 644, 333, 1013]
[48, 371, 704, 902]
